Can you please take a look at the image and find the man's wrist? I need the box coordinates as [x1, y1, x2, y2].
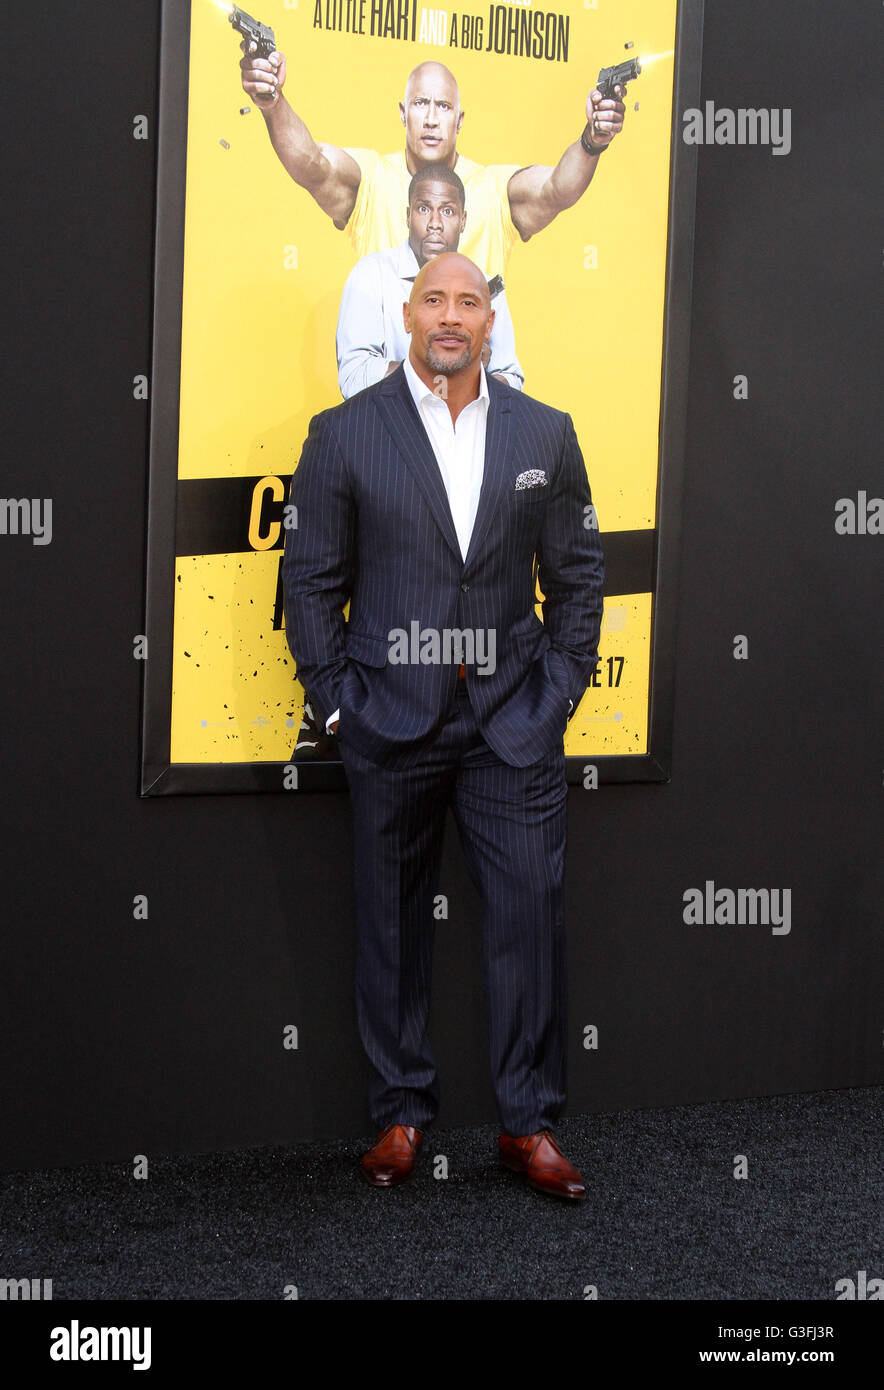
[580, 125, 608, 156]
[260, 89, 285, 119]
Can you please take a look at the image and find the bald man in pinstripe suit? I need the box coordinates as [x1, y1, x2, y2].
[283, 253, 604, 1201]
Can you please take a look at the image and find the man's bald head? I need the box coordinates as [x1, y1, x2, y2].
[404, 252, 495, 383]
[409, 252, 489, 310]
[404, 62, 460, 108]
[399, 62, 465, 171]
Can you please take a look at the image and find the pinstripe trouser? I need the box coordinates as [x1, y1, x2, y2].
[338, 682, 569, 1136]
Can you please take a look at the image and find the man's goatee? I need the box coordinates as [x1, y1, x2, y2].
[426, 343, 472, 373]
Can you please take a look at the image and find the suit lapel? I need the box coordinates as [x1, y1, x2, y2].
[373, 367, 514, 570]
[463, 373, 512, 569]
[374, 368, 462, 563]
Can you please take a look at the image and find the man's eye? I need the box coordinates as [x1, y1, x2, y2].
[442, 207, 455, 216]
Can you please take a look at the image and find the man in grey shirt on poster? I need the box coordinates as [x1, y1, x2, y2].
[336, 164, 524, 399]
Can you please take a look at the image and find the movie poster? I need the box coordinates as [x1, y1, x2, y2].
[143, 0, 698, 793]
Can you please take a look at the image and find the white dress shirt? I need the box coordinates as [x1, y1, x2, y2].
[336, 241, 524, 398]
[402, 353, 489, 561]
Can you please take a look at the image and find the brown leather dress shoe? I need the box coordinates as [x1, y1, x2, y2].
[361, 1124, 424, 1187]
[499, 1130, 586, 1201]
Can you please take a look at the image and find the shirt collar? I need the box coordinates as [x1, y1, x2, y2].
[402, 353, 490, 413]
[395, 241, 421, 281]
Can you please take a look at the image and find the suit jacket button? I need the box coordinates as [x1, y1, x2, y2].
[461, 582, 470, 592]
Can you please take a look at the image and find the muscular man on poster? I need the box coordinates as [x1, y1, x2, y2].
[336, 163, 524, 397]
[283, 251, 605, 1199]
[238, 46, 627, 270]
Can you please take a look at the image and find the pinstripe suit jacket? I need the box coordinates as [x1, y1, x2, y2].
[282, 365, 605, 768]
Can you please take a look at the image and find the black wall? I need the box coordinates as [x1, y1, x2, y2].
[1, 1, 881, 1173]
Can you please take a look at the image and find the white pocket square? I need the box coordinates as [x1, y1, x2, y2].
[514, 469, 548, 491]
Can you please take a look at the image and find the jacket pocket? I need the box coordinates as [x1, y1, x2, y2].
[508, 623, 551, 661]
[344, 629, 391, 668]
[513, 486, 547, 507]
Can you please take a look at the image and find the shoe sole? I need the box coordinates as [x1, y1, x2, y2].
[360, 1164, 417, 1187]
[500, 1161, 586, 1202]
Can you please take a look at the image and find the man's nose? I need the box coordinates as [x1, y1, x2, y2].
[440, 299, 462, 323]
[424, 102, 440, 126]
[427, 210, 442, 229]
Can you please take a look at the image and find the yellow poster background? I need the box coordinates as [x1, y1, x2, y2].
[171, 0, 677, 762]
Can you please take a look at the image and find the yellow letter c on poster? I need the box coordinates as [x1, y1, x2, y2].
[248, 475, 285, 550]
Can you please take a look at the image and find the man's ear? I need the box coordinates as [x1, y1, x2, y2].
[485, 307, 495, 341]
[459, 209, 467, 234]
[399, 100, 406, 126]
[402, 299, 412, 334]
[456, 108, 465, 135]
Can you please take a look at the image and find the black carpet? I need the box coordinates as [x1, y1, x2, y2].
[2, 1087, 880, 1300]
